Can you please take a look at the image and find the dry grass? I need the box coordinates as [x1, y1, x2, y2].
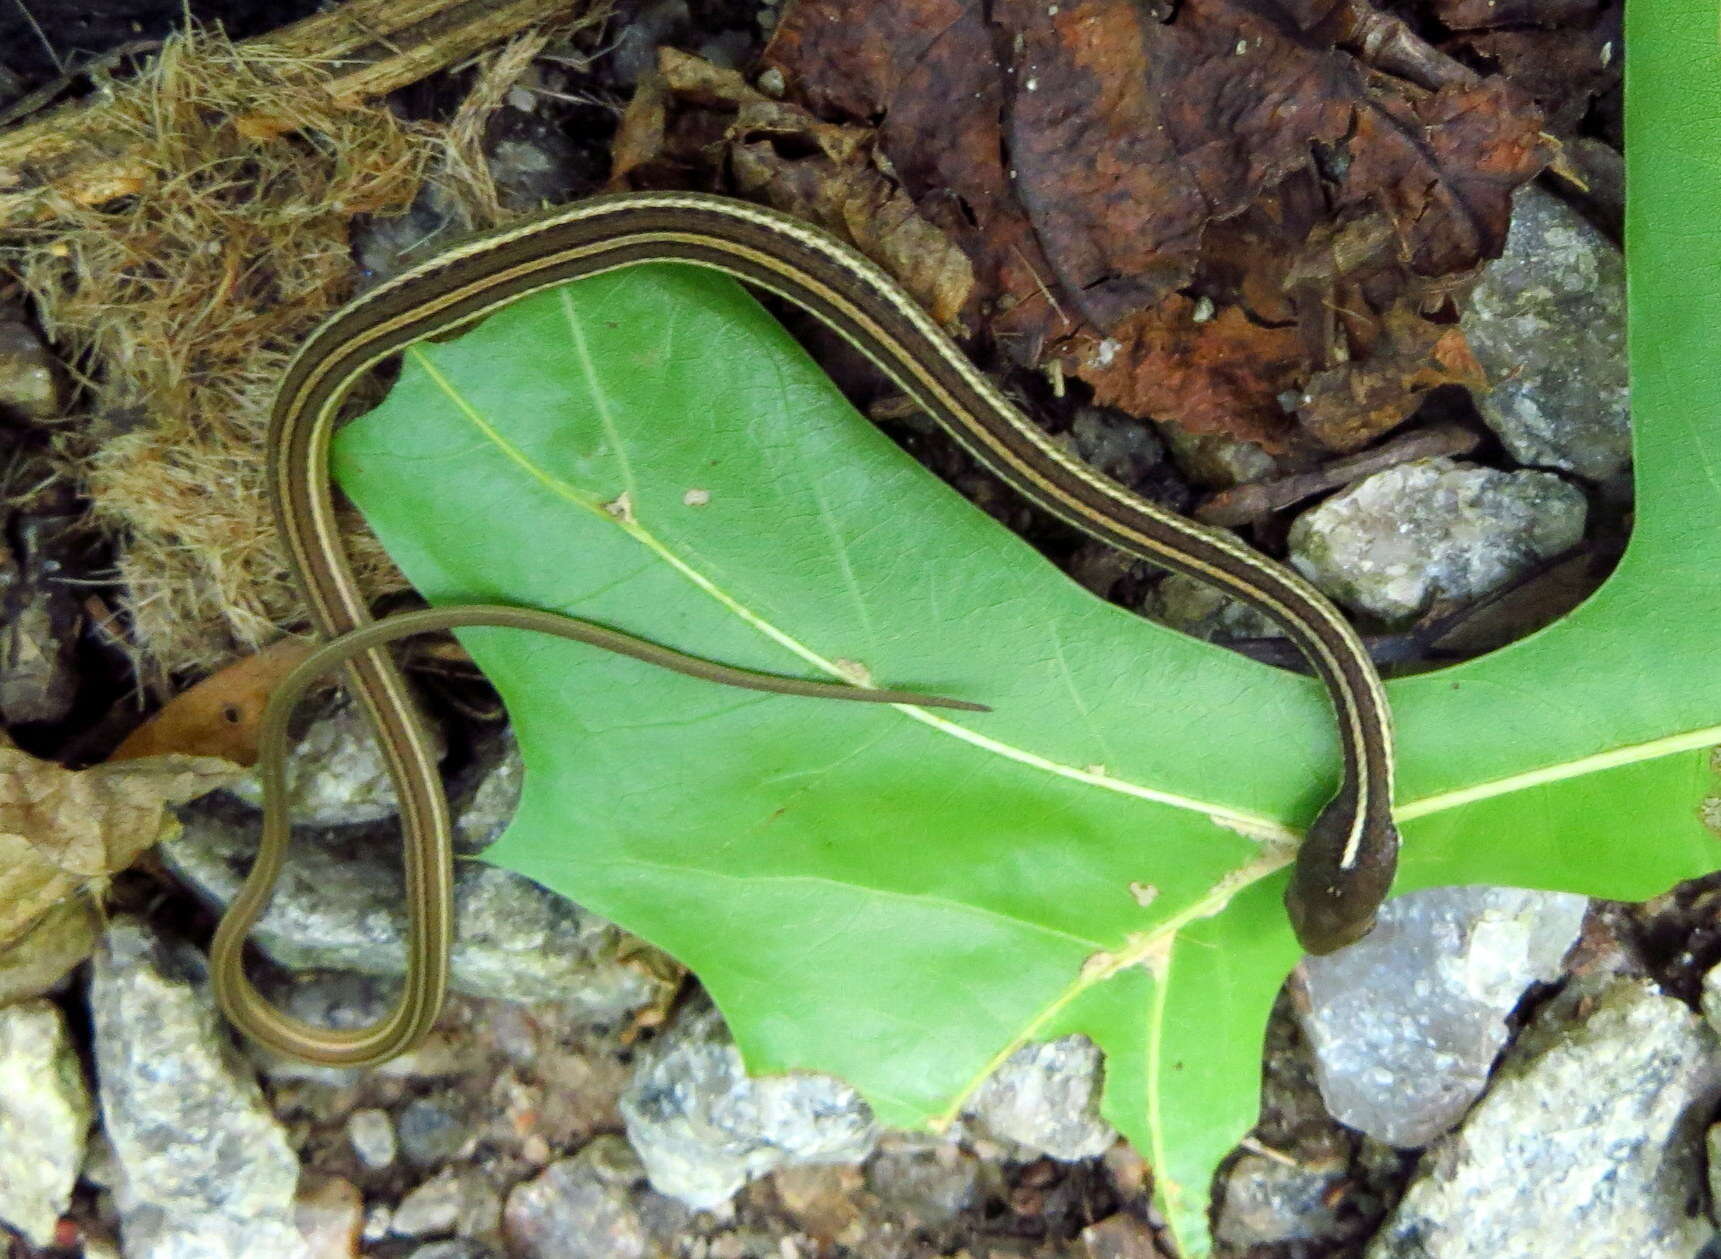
[7, 19, 594, 690]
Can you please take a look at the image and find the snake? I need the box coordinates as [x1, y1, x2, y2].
[210, 192, 1399, 1066]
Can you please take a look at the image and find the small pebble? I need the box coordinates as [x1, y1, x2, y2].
[1463, 185, 1630, 482]
[1288, 458, 1586, 625]
[347, 1107, 397, 1170]
[398, 1096, 469, 1168]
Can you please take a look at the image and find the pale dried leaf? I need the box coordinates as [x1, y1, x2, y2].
[0, 749, 240, 951]
[0, 899, 99, 1006]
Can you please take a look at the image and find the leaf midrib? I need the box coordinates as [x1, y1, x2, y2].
[410, 346, 1295, 841]
[420, 342, 1721, 842]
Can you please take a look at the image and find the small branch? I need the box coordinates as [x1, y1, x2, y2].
[0, 0, 598, 226]
[1193, 420, 1480, 527]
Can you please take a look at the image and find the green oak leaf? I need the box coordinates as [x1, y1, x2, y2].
[330, 4, 1719, 1250]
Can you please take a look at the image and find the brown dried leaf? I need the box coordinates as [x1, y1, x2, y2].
[0, 748, 240, 954]
[1065, 298, 1306, 450]
[762, 0, 1552, 451]
[1443, 1, 1621, 136]
[1433, 0, 1601, 33]
[612, 48, 975, 326]
[1297, 309, 1485, 449]
[608, 61, 674, 186]
[992, 0, 1357, 330]
[1336, 78, 1554, 277]
[730, 102, 975, 325]
[109, 638, 316, 766]
[765, 0, 1070, 360]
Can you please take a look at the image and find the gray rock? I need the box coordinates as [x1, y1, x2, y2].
[1214, 1152, 1343, 1247]
[409, 1242, 496, 1259]
[487, 135, 581, 214]
[1701, 960, 1721, 1034]
[0, 319, 64, 419]
[960, 1036, 1115, 1161]
[1709, 1124, 1721, 1228]
[0, 490, 83, 725]
[1300, 887, 1589, 1148]
[0, 1000, 91, 1245]
[1080, 1211, 1168, 1259]
[1367, 978, 1721, 1258]
[1141, 571, 1282, 642]
[87, 918, 307, 1259]
[347, 1107, 397, 1169]
[1288, 458, 1587, 625]
[864, 1136, 981, 1225]
[619, 999, 879, 1207]
[351, 181, 469, 290]
[391, 1168, 501, 1239]
[611, 0, 691, 86]
[1210, 998, 1360, 1250]
[1463, 186, 1630, 482]
[363, 1201, 394, 1242]
[226, 696, 443, 827]
[698, 28, 757, 71]
[163, 803, 671, 1016]
[398, 1095, 471, 1168]
[1159, 420, 1277, 487]
[456, 728, 524, 854]
[1068, 405, 1165, 487]
[503, 1138, 649, 1259]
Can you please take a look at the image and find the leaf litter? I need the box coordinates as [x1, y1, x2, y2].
[741, 0, 1553, 453]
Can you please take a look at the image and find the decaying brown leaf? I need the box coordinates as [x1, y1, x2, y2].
[109, 637, 318, 765]
[611, 48, 975, 327]
[1435, 0, 1620, 137]
[1297, 310, 1485, 449]
[1068, 298, 1307, 451]
[0, 747, 240, 982]
[753, 0, 1553, 452]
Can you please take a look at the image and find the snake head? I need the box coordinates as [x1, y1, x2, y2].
[1283, 800, 1400, 955]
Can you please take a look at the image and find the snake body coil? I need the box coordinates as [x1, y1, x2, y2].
[213, 193, 1400, 1065]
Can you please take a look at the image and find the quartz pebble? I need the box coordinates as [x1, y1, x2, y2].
[1367, 978, 1721, 1258]
[347, 1107, 397, 1170]
[87, 919, 304, 1259]
[1299, 886, 1589, 1147]
[504, 1138, 649, 1259]
[619, 999, 878, 1207]
[1288, 458, 1586, 624]
[959, 1036, 1115, 1160]
[0, 1001, 90, 1246]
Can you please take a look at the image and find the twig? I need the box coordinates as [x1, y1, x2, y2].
[0, 0, 602, 227]
[1321, 0, 1480, 93]
[1193, 420, 1480, 527]
[0, 39, 159, 130]
[9, 0, 61, 74]
[1227, 543, 1594, 672]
